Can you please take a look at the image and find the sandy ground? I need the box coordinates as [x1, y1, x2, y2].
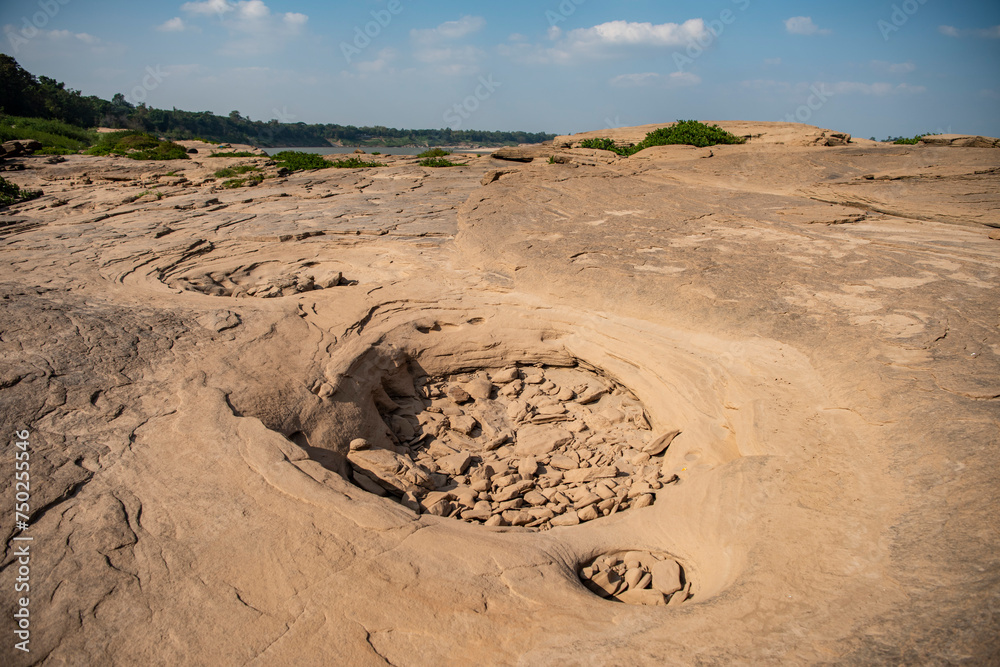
[1, 123, 998, 665]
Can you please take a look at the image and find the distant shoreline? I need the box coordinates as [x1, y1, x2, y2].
[261, 146, 496, 156]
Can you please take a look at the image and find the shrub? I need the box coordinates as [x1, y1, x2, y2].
[86, 130, 189, 160]
[221, 178, 245, 189]
[327, 156, 384, 168]
[0, 176, 42, 207]
[892, 134, 926, 145]
[271, 150, 331, 171]
[579, 121, 747, 157]
[579, 137, 627, 154]
[417, 148, 451, 158]
[207, 151, 258, 157]
[0, 115, 96, 153]
[213, 165, 260, 178]
[419, 157, 466, 167]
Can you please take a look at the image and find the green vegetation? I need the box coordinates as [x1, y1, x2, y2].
[1, 55, 555, 148]
[890, 134, 927, 144]
[0, 114, 96, 153]
[417, 148, 451, 158]
[134, 190, 163, 200]
[328, 156, 384, 168]
[0, 175, 42, 207]
[86, 130, 188, 160]
[371, 151, 381, 155]
[221, 178, 247, 189]
[579, 137, 623, 153]
[271, 150, 330, 171]
[418, 157, 467, 167]
[213, 164, 260, 178]
[206, 151, 258, 158]
[580, 121, 747, 157]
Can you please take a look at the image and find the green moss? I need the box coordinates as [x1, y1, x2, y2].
[86, 130, 189, 160]
[326, 156, 384, 168]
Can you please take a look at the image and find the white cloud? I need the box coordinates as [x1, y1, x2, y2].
[610, 71, 701, 88]
[826, 81, 926, 95]
[411, 16, 485, 45]
[178, 0, 308, 55]
[871, 60, 916, 74]
[500, 19, 709, 65]
[940, 24, 1000, 38]
[157, 17, 188, 32]
[785, 17, 831, 36]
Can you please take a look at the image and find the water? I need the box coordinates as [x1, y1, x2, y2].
[262, 146, 493, 156]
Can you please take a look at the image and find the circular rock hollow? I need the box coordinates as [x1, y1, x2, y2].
[347, 363, 681, 529]
[579, 551, 691, 606]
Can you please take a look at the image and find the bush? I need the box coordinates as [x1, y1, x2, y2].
[86, 130, 189, 160]
[417, 148, 451, 158]
[579, 121, 747, 157]
[271, 150, 331, 171]
[327, 156, 385, 168]
[892, 134, 926, 145]
[207, 151, 258, 158]
[579, 138, 625, 154]
[0, 176, 42, 207]
[0, 114, 96, 153]
[213, 165, 260, 178]
[418, 157, 466, 167]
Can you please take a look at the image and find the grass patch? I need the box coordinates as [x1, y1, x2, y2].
[327, 156, 385, 168]
[580, 120, 746, 157]
[271, 150, 330, 171]
[0, 115, 96, 154]
[418, 157, 466, 167]
[0, 176, 42, 207]
[206, 151, 258, 158]
[135, 190, 163, 200]
[891, 134, 926, 145]
[213, 165, 260, 178]
[86, 130, 189, 160]
[417, 148, 451, 158]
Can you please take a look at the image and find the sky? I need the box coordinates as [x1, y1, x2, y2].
[2, 0, 999, 139]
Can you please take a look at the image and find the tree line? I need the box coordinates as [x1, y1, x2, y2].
[0, 55, 555, 147]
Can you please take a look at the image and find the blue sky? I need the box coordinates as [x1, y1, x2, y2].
[2, 0, 998, 138]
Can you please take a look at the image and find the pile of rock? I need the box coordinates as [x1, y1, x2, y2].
[347, 365, 680, 529]
[171, 269, 344, 298]
[580, 551, 691, 606]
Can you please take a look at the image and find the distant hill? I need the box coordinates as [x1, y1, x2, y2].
[0, 55, 555, 148]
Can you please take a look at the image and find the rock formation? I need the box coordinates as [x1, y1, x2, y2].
[0, 123, 998, 664]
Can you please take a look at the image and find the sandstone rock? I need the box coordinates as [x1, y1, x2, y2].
[616, 588, 666, 606]
[491, 368, 521, 384]
[463, 375, 493, 400]
[584, 570, 622, 597]
[518, 456, 538, 479]
[349, 438, 370, 451]
[563, 466, 617, 484]
[577, 505, 600, 522]
[480, 168, 519, 185]
[577, 387, 607, 405]
[551, 513, 580, 526]
[493, 479, 534, 503]
[644, 430, 680, 456]
[437, 451, 472, 476]
[514, 425, 572, 456]
[633, 494, 654, 509]
[449, 414, 479, 436]
[447, 386, 472, 403]
[523, 490, 548, 506]
[651, 560, 683, 596]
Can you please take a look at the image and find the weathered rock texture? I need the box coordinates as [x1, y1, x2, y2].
[1, 124, 998, 665]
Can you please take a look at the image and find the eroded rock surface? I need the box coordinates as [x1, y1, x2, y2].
[1, 123, 998, 665]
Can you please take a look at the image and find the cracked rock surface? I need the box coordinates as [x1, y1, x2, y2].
[1, 124, 999, 665]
